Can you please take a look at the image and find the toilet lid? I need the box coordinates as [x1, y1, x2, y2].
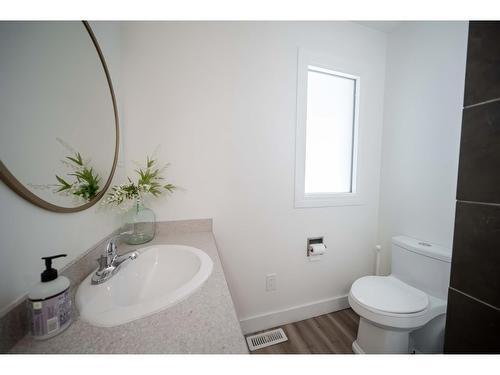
[350, 276, 429, 314]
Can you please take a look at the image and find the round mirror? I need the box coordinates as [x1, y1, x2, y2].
[0, 21, 118, 212]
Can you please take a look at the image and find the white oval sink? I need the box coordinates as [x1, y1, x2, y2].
[76, 244, 213, 327]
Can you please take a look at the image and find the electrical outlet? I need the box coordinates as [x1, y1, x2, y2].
[266, 273, 277, 291]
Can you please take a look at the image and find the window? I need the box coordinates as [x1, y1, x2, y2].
[295, 50, 361, 208]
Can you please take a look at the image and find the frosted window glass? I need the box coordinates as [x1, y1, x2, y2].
[304, 67, 356, 194]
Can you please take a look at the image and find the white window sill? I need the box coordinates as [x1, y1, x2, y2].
[294, 193, 363, 208]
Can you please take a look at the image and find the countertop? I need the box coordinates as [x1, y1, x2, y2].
[10, 224, 248, 354]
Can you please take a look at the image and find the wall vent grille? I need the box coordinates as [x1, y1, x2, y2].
[246, 328, 288, 351]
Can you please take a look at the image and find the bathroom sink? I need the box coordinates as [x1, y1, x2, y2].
[76, 244, 213, 327]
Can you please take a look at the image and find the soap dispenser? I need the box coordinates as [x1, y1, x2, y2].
[28, 254, 72, 340]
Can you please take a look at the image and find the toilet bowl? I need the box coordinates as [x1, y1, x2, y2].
[348, 236, 451, 354]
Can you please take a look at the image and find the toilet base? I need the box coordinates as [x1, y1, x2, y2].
[354, 317, 411, 354]
[352, 340, 365, 354]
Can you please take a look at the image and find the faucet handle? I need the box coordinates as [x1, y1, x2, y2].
[105, 241, 117, 257]
[103, 230, 134, 266]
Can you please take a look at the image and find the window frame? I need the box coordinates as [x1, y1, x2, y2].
[294, 49, 362, 208]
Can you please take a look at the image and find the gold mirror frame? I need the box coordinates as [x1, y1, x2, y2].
[0, 21, 119, 213]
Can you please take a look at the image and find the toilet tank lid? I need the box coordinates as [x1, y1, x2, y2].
[391, 236, 451, 263]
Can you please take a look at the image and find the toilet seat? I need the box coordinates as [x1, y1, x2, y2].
[350, 275, 429, 315]
[348, 275, 445, 330]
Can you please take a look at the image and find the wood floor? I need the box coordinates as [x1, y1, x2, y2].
[248, 308, 359, 354]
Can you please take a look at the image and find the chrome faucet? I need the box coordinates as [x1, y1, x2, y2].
[91, 231, 139, 285]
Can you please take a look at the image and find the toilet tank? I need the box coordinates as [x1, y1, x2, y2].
[391, 236, 451, 300]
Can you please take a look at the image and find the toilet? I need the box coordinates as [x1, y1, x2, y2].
[348, 236, 451, 354]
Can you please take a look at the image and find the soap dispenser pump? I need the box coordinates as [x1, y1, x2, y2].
[28, 254, 72, 340]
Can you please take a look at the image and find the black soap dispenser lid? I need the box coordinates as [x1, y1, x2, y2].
[41, 254, 67, 282]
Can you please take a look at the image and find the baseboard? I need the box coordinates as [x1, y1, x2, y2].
[239, 295, 349, 334]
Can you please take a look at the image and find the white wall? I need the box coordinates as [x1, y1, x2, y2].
[377, 22, 468, 274]
[120, 22, 387, 324]
[0, 21, 123, 315]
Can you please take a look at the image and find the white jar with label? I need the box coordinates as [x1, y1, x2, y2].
[28, 254, 72, 340]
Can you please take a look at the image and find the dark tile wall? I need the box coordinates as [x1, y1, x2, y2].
[456, 101, 500, 203]
[451, 202, 500, 308]
[445, 289, 499, 354]
[444, 21, 500, 354]
[463, 21, 500, 106]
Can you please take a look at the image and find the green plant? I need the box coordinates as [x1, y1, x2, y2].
[55, 152, 101, 201]
[105, 156, 175, 206]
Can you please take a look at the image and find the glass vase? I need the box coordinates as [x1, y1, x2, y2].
[123, 199, 156, 245]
